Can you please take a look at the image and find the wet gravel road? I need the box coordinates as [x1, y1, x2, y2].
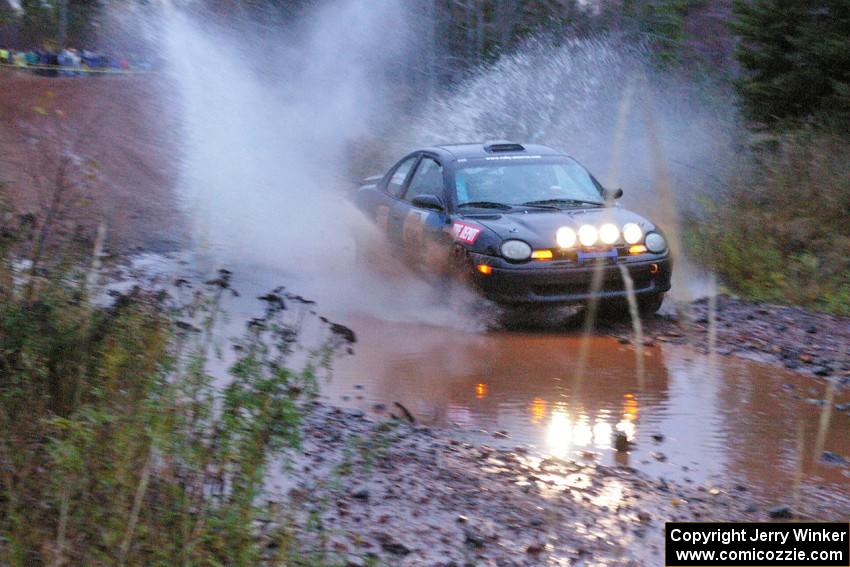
[273, 403, 839, 566]
[603, 295, 850, 380]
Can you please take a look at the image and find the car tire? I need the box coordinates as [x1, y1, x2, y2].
[596, 299, 629, 321]
[637, 292, 665, 316]
[449, 245, 474, 286]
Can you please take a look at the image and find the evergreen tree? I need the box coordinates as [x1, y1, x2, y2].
[19, 0, 58, 46]
[621, 0, 693, 60]
[731, 0, 850, 127]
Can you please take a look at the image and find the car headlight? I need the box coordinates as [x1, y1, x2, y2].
[599, 223, 620, 245]
[622, 223, 643, 245]
[501, 239, 532, 260]
[556, 227, 577, 248]
[644, 232, 667, 253]
[578, 224, 598, 247]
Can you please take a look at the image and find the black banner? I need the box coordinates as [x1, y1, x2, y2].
[666, 522, 849, 566]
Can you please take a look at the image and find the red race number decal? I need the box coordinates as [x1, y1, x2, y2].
[452, 222, 481, 244]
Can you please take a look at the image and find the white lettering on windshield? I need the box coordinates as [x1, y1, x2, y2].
[483, 155, 542, 161]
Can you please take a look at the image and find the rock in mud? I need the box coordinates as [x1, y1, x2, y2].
[526, 542, 545, 554]
[820, 452, 848, 466]
[351, 487, 370, 501]
[375, 532, 410, 556]
[529, 516, 544, 527]
[463, 527, 486, 549]
[768, 505, 793, 519]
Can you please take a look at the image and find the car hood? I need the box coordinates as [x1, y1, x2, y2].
[464, 207, 657, 248]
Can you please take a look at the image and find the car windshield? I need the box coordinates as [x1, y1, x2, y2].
[455, 158, 604, 208]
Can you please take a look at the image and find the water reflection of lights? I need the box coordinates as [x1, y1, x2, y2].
[544, 395, 640, 458]
[592, 481, 625, 507]
[545, 411, 616, 458]
[593, 421, 613, 448]
[546, 410, 573, 458]
[615, 418, 636, 441]
[530, 397, 547, 423]
[475, 383, 488, 399]
[616, 392, 639, 441]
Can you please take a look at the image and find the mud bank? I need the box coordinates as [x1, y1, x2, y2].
[270, 403, 826, 566]
[0, 74, 182, 250]
[604, 295, 850, 381]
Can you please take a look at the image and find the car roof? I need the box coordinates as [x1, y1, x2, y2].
[423, 141, 564, 161]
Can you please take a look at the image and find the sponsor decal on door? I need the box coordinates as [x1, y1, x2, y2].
[375, 205, 390, 232]
[403, 210, 428, 245]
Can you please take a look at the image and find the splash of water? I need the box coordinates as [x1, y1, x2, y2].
[159, 2, 484, 327]
[162, 4, 399, 270]
[161, 7, 733, 326]
[617, 263, 646, 391]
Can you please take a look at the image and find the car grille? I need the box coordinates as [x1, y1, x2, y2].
[531, 273, 653, 297]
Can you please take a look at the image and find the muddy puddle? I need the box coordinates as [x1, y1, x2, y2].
[328, 316, 850, 517]
[122, 258, 849, 518]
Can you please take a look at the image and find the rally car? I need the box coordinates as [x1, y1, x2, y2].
[354, 141, 672, 314]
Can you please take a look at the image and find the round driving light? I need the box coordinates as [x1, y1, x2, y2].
[599, 223, 620, 245]
[501, 240, 532, 260]
[622, 223, 643, 245]
[556, 227, 577, 248]
[578, 225, 598, 247]
[645, 232, 667, 253]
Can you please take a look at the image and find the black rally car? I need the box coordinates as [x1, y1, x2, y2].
[354, 141, 672, 313]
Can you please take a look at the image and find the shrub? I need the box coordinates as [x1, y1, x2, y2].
[686, 128, 850, 314]
[0, 247, 352, 565]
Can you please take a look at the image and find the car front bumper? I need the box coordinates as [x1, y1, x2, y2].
[469, 253, 672, 305]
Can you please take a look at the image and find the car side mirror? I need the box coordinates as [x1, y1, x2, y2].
[411, 194, 445, 211]
[604, 187, 624, 201]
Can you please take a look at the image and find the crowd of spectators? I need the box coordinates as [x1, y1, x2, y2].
[0, 47, 153, 75]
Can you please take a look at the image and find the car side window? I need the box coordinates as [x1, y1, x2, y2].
[386, 156, 418, 198]
[404, 157, 444, 202]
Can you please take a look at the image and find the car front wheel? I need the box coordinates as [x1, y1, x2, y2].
[637, 292, 665, 316]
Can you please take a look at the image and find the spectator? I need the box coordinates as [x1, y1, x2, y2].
[1, 46, 153, 76]
[58, 48, 69, 75]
